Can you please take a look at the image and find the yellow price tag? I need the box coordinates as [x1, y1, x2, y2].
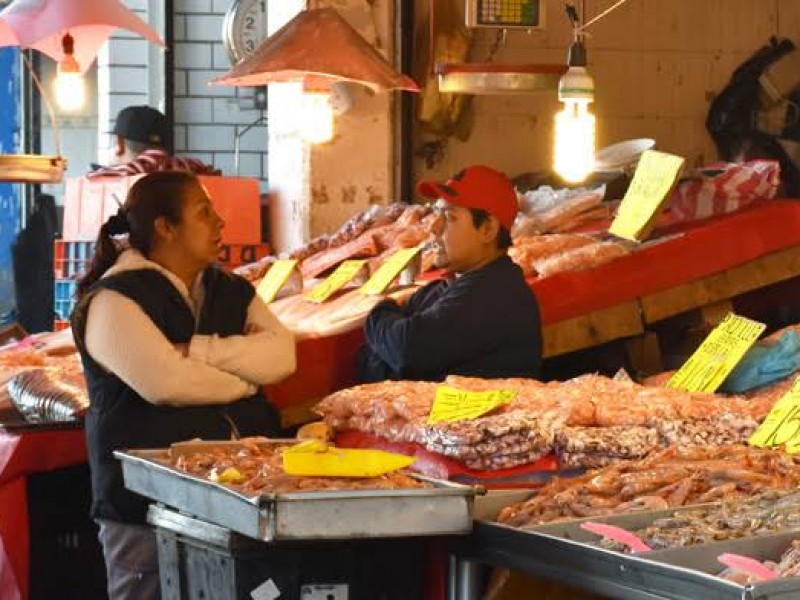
[667, 313, 766, 393]
[360, 248, 421, 296]
[256, 259, 298, 304]
[305, 260, 367, 304]
[609, 150, 686, 242]
[749, 377, 800, 452]
[428, 386, 517, 425]
[282, 440, 415, 477]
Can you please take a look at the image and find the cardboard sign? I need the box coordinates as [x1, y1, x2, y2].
[282, 440, 415, 477]
[609, 150, 686, 242]
[749, 377, 800, 452]
[360, 248, 421, 296]
[428, 386, 517, 425]
[667, 313, 766, 393]
[305, 260, 367, 304]
[256, 260, 298, 304]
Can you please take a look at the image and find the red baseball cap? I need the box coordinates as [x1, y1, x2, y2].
[417, 165, 518, 230]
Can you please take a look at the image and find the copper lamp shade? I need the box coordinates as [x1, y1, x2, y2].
[211, 8, 419, 93]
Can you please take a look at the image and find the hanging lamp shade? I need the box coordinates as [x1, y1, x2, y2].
[211, 7, 419, 92]
[0, 0, 165, 74]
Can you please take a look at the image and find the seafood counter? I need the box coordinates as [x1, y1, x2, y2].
[116, 438, 476, 542]
[316, 373, 773, 474]
[451, 445, 800, 599]
[234, 199, 632, 339]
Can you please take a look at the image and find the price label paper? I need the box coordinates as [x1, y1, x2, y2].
[667, 313, 766, 393]
[282, 440, 415, 477]
[428, 386, 517, 425]
[256, 260, 298, 304]
[360, 247, 421, 296]
[609, 150, 686, 242]
[749, 377, 800, 453]
[305, 260, 367, 304]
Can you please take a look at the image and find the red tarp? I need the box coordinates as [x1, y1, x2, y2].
[0, 429, 87, 600]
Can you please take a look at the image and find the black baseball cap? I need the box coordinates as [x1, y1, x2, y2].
[111, 105, 169, 147]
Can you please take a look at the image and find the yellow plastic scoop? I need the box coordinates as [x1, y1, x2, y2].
[282, 440, 415, 477]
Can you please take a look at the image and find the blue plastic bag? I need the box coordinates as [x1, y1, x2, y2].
[720, 330, 800, 394]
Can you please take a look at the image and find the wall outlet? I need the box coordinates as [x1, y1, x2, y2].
[299, 583, 349, 600]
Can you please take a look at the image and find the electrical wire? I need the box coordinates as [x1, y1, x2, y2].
[580, 0, 632, 31]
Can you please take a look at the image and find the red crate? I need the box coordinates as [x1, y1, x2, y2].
[54, 240, 95, 279]
[63, 175, 262, 244]
[53, 320, 70, 332]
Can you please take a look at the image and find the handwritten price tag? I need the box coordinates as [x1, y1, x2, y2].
[609, 150, 686, 242]
[256, 260, 298, 304]
[667, 313, 766, 393]
[305, 260, 367, 304]
[360, 247, 421, 296]
[428, 386, 517, 425]
[749, 377, 800, 452]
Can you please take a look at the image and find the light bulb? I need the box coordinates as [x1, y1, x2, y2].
[553, 64, 596, 183]
[54, 33, 85, 112]
[554, 99, 596, 183]
[301, 91, 334, 144]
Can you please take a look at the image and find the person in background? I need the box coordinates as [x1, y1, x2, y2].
[90, 105, 219, 177]
[71, 171, 296, 600]
[358, 164, 542, 383]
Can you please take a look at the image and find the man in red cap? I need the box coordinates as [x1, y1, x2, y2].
[358, 165, 542, 383]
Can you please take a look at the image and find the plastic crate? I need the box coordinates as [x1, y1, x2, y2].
[63, 175, 262, 243]
[54, 279, 78, 320]
[217, 243, 271, 270]
[54, 240, 94, 279]
[53, 319, 70, 332]
[27, 464, 107, 600]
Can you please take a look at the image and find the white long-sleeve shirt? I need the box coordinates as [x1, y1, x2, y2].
[84, 249, 296, 407]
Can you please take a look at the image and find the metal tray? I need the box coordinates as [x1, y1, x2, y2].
[115, 440, 476, 542]
[456, 521, 800, 600]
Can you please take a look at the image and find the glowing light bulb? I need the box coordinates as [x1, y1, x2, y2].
[553, 61, 596, 183]
[301, 91, 334, 144]
[554, 98, 596, 183]
[54, 33, 85, 112]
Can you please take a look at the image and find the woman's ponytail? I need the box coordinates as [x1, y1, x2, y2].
[76, 209, 129, 299]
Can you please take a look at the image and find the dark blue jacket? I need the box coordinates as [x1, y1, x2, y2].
[71, 267, 281, 524]
[358, 255, 542, 382]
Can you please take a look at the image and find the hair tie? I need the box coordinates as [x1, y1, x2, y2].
[104, 209, 130, 236]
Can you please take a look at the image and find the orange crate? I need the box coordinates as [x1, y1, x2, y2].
[63, 175, 262, 244]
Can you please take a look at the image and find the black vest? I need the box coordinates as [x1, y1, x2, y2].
[71, 267, 281, 524]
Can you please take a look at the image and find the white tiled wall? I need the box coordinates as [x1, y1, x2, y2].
[95, 0, 268, 189]
[173, 1, 268, 188]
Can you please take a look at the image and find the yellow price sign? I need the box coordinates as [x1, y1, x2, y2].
[256, 259, 298, 304]
[305, 260, 367, 304]
[282, 440, 415, 477]
[749, 377, 800, 452]
[360, 247, 421, 296]
[667, 313, 766, 393]
[609, 150, 686, 242]
[428, 386, 517, 425]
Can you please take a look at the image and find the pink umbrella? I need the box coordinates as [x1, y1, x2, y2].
[0, 0, 165, 73]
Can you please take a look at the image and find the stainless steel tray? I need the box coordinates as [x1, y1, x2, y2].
[456, 521, 800, 600]
[115, 440, 476, 542]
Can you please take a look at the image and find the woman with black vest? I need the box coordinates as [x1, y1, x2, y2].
[71, 171, 296, 600]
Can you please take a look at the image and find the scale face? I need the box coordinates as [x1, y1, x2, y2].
[465, 0, 546, 29]
[222, 0, 269, 64]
